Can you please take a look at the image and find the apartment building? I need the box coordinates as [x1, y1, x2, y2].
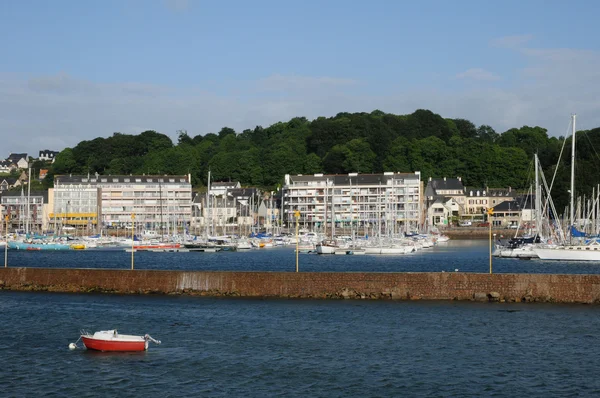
[0, 190, 48, 232]
[51, 174, 192, 232]
[282, 172, 422, 233]
[464, 187, 516, 216]
[190, 187, 260, 234]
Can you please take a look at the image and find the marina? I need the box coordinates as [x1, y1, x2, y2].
[4, 239, 600, 275]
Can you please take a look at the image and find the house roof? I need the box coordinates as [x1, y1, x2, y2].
[424, 177, 464, 200]
[492, 200, 522, 212]
[39, 150, 59, 155]
[55, 174, 191, 185]
[464, 187, 517, 197]
[7, 153, 27, 162]
[1, 190, 48, 201]
[287, 172, 419, 186]
[427, 177, 464, 191]
[211, 181, 239, 187]
[487, 188, 516, 197]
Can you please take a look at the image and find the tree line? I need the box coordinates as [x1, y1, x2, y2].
[45, 109, 600, 211]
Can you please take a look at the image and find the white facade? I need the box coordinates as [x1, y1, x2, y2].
[52, 174, 192, 232]
[210, 181, 240, 196]
[282, 172, 422, 233]
[39, 150, 59, 162]
[428, 197, 461, 226]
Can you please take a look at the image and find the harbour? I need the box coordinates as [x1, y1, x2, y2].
[3, 241, 600, 303]
[2, 291, 600, 396]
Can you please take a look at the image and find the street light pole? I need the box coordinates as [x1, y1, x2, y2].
[131, 213, 135, 270]
[487, 208, 494, 274]
[4, 215, 8, 268]
[295, 210, 300, 272]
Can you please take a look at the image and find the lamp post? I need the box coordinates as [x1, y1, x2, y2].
[131, 213, 135, 270]
[295, 210, 300, 272]
[4, 215, 8, 268]
[487, 207, 494, 274]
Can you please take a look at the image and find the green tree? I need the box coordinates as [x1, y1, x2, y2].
[453, 118, 477, 139]
[342, 139, 376, 173]
[52, 148, 78, 175]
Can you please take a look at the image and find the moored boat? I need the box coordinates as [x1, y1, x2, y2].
[76, 329, 161, 352]
[316, 239, 338, 254]
[8, 241, 71, 250]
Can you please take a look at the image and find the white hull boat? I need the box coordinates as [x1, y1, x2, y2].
[533, 242, 600, 261]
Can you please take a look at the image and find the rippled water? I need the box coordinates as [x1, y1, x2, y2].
[2, 291, 600, 397]
[5, 240, 600, 274]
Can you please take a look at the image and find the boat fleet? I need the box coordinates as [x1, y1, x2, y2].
[493, 115, 600, 262]
[0, 229, 449, 254]
[299, 231, 448, 255]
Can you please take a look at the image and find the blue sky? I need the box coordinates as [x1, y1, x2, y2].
[1, 0, 599, 155]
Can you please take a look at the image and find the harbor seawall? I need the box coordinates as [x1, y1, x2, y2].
[1, 268, 600, 304]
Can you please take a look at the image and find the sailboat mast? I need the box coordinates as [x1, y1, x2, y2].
[535, 154, 541, 238]
[159, 180, 163, 240]
[26, 166, 31, 234]
[570, 114, 577, 233]
[205, 170, 211, 238]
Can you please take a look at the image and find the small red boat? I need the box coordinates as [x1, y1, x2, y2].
[78, 330, 161, 352]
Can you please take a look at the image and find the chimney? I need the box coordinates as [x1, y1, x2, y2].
[443, 177, 446, 181]
[428, 177, 432, 182]
[458, 177, 461, 181]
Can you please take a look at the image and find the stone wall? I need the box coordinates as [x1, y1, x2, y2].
[1, 268, 599, 304]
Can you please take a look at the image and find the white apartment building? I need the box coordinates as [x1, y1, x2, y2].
[52, 174, 192, 232]
[282, 172, 422, 233]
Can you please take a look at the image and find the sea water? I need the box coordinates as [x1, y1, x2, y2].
[1, 291, 600, 396]
[5, 240, 600, 274]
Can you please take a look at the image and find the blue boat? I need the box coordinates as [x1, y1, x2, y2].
[8, 241, 72, 251]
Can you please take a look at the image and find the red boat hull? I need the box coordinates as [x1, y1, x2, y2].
[82, 336, 147, 352]
[133, 244, 181, 250]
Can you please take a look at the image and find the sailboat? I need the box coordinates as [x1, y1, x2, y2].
[533, 114, 600, 261]
[493, 156, 542, 259]
[316, 178, 338, 254]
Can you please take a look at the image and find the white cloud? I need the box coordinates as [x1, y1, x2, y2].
[456, 68, 501, 81]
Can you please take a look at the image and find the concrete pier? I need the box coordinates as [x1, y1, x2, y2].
[1, 268, 600, 304]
